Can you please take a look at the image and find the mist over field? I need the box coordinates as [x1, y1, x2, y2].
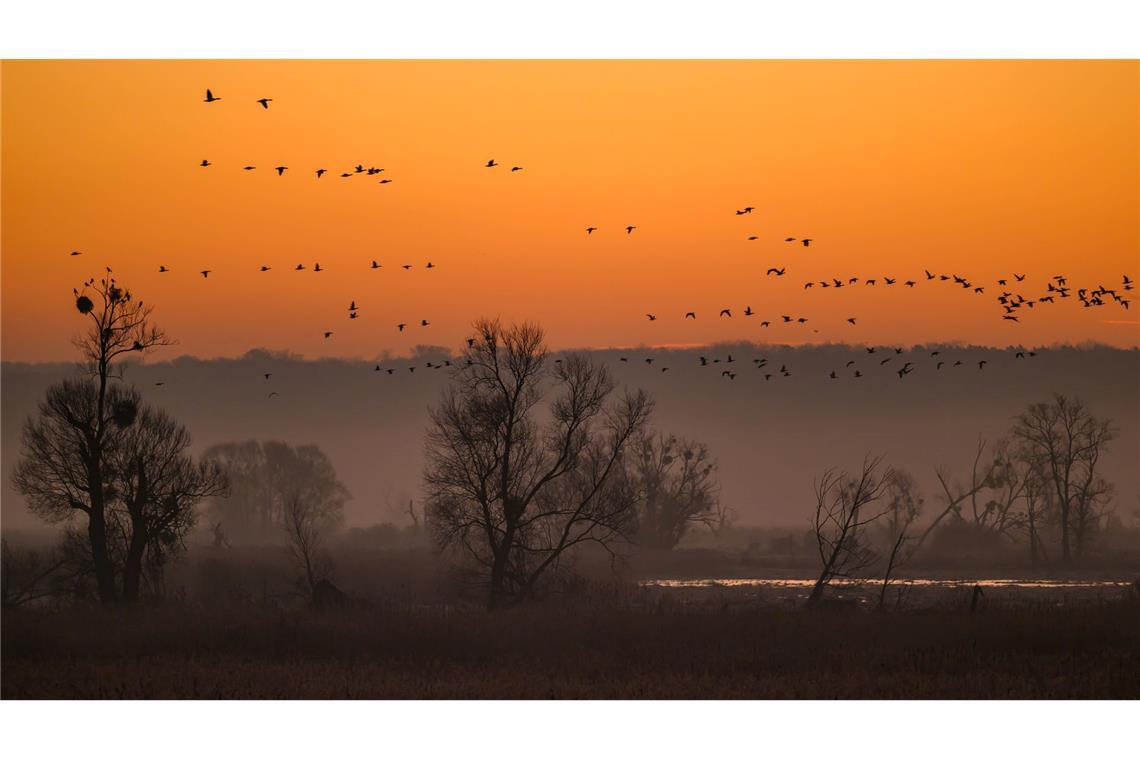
[5, 342, 1137, 534]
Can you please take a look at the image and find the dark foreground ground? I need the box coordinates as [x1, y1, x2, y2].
[4, 596, 1139, 698]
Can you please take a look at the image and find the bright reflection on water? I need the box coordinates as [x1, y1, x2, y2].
[640, 578, 1131, 589]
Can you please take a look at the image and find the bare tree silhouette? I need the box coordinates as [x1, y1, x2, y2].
[12, 278, 173, 603]
[109, 407, 227, 601]
[878, 469, 922, 609]
[271, 444, 348, 596]
[424, 318, 653, 609]
[1013, 394, 1116, 563]
[628, 432, 719, 550]
[807, 455, 892, 606]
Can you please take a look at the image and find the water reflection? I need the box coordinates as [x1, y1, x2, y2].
[641, 578, 1131, 589]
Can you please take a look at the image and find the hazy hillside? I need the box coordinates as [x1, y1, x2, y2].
[3, 343, 1137, 531]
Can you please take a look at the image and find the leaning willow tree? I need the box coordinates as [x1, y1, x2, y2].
[424, 319, 653, 609]
[13, 277, 225, 603]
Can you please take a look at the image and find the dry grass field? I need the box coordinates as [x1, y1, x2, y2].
[4, 597, 1138, 699]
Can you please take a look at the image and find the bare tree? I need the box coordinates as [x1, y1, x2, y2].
[269, 444, 348, 595]
[1012, 394, 1116, 563]
[628, 432, 719, 550]
[14, 384, 223, 603]
[914, 437, 1002, 553]
[201, 440, 277, 541]
[808, 456, 892, 606]
[109, 407, 227, 601]
[424, 319, 653, 609]
[12, 278, 171, 604]
[878, 469, 923, 609]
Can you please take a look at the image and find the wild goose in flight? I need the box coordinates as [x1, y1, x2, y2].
[243, 165, 256, 171]
[259, 265, 270, 272]
[275, 166, 288, 175]
[511, 166, 523, 172]
[626, 226, 636, 234]
[200, 270, 211, 278]
[720, 309, 732, 318]
[323, 331, 333, 339]
[766, 267, 786, 276]
[685, 312, 696, 319]
[200, 159, 211, 167]
[847, 317, 857, 325]
[313, 263, 323, 272]
[316, 169, 327, 178]
[744, 306, 754, 316]
[486, 159, 498, 167]
[646, 313, 657, 321]
[257, 98, 273, 109]
[800, 239, 813, 247]
[371, 261, 381, 269]
[159, 265, 169, 273]
[397, 323, 407, 332]
[204, 89, 221, 102]
[586, 227, 597, 234]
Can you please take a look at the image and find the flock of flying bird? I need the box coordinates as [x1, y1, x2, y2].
[66, 89, 1137, 396]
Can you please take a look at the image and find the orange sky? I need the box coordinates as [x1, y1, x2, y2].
[2, 60, 1137, 362]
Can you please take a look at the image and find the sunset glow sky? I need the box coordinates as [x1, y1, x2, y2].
[2, 60, 1137, 362]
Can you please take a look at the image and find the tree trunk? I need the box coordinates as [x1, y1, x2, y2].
[121, 459, 150, 604]
[121, 524, 147, 603]
[85, 458, 118, 604]
[87, 507, 117, 604]
[1059, 501, 1071, 565]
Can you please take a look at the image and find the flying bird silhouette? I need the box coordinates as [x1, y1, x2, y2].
[485, 159, 498, 167]
[626, 226, 636, 234]
[274, 166, 288, 175]
[200, 270, 211, 278]
[316, 169, 327, 178]
[257, 98, 273, 109]
[586, 227, 597, 234]
[766, 268, 786, 276]
[204, 89, 220, 103]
